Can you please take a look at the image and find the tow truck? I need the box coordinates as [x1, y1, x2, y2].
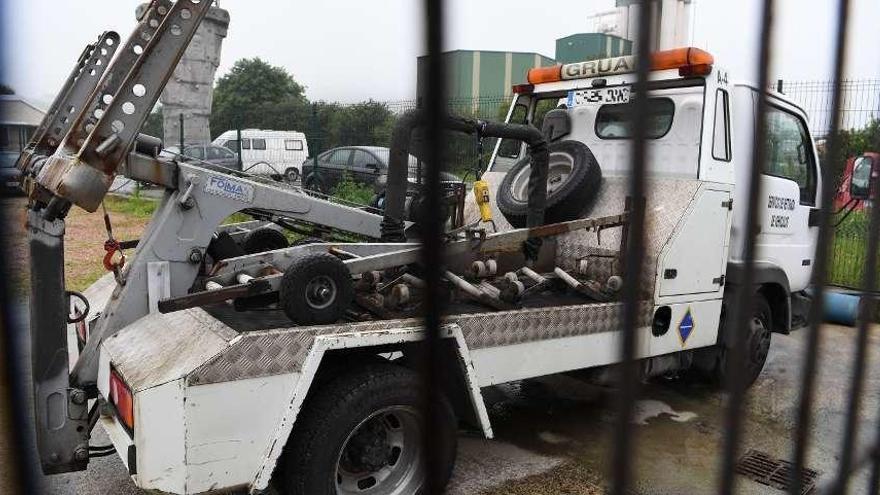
[19, 2, 834, 493]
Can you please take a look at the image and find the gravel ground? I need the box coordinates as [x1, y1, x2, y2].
[7, 322, 877, 495]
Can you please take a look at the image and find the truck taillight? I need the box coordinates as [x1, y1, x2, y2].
[109, 369, 134, 432]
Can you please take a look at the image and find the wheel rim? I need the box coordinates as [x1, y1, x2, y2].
[335, 406, 423, 495]
[287, 170, 299, 182]
[509, 150, 575, 203]
[305, 275, 337, 310]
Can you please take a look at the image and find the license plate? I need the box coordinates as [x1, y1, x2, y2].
[568, 87, 631, 106]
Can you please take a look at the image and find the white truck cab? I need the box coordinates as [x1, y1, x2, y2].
[488, 47, 819, 332]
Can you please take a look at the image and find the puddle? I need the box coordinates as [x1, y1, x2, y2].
[632, 399, 698, 425]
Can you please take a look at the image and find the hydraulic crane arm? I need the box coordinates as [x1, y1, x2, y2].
[22, 0, 213, 475]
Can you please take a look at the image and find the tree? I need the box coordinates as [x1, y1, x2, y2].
[211, 58, 309, 138]
[0, 84, 14, 95]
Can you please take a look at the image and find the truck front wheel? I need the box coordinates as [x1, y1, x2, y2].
[281, 363, 457, 495]
[698, 294, 772, 388]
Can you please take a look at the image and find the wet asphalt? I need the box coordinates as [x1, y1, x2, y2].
[9, 301, 879, 494]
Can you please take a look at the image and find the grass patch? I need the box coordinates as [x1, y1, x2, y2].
[331, 174, 375, 206]
[829, 210, 879, 288]
[104, 194, 158, 218]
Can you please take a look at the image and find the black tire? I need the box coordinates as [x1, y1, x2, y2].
[705, 294, 773, 388]
[304, 174, 328, 194]
[370, 192, 385, 210]
[281, 363, 457, 495]
[242, 228, 290, 255]
[279, 253, 353, 325]
[496, 140, 602, 228]
[285, 168, 301, 183]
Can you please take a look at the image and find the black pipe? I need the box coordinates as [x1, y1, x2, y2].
[382, 111, 549, 259]
[383, 111, 426, 242]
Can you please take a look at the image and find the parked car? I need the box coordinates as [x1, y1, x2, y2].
[0, 152, 22, 195]
[214, 129, 309, 181]
[302, 146, 459, 193]
[160, 145, 240, 172]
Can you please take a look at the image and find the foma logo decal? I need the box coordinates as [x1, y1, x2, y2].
[205, 176, 255, 203]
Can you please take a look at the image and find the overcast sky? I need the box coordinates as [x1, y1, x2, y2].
[3, 0, 879, 107]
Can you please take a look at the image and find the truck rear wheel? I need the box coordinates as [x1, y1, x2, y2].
[281, 363, 457, 495]
[496, 140, 602, 228]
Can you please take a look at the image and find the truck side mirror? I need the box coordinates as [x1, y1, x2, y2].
[850, 155, 876, 201]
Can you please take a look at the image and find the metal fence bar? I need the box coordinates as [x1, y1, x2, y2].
[610, 1, 654, 493]
[718, 1, 776, 493]
[791, 1, 853, 494]
[872, 428, 880, 493]
[832, 147, 880, 492]
[780, 79, 880, 138]
[419, 0, 447, 493]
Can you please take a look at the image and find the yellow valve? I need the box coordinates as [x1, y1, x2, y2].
[473, 179, 493, 222]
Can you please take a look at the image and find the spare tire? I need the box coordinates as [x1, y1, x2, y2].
[496, 140, 602, 228]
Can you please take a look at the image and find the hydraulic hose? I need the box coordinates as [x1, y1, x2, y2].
[382, 111, 549, 261]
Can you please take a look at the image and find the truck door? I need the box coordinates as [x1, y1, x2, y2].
[756, 105, 820, 292]
[659, 188, 733, 296]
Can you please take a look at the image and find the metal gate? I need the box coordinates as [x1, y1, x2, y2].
[0, 0, 877, 494]
[409, 0, 879, 494]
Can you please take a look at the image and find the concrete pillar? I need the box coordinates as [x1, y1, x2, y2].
[616, 0, 693, 51]
[659, 0, 678, 50]
[136, 3, 230, 147]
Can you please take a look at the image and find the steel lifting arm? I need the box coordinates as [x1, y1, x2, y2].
[17, 32, 120, 193]
[23, 0, 213, 476]
[35, 0, 211, 214]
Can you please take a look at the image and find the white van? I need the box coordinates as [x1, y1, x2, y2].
[213, 129, 309, 181]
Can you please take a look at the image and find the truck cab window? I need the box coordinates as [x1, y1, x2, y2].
[712, 89, 731, 161]
[595, 98, 675, 139]
[241, 139, 252, 150]
[764, 107, 817, 205]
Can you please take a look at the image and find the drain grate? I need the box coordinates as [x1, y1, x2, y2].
[736, 449, 819, 494]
